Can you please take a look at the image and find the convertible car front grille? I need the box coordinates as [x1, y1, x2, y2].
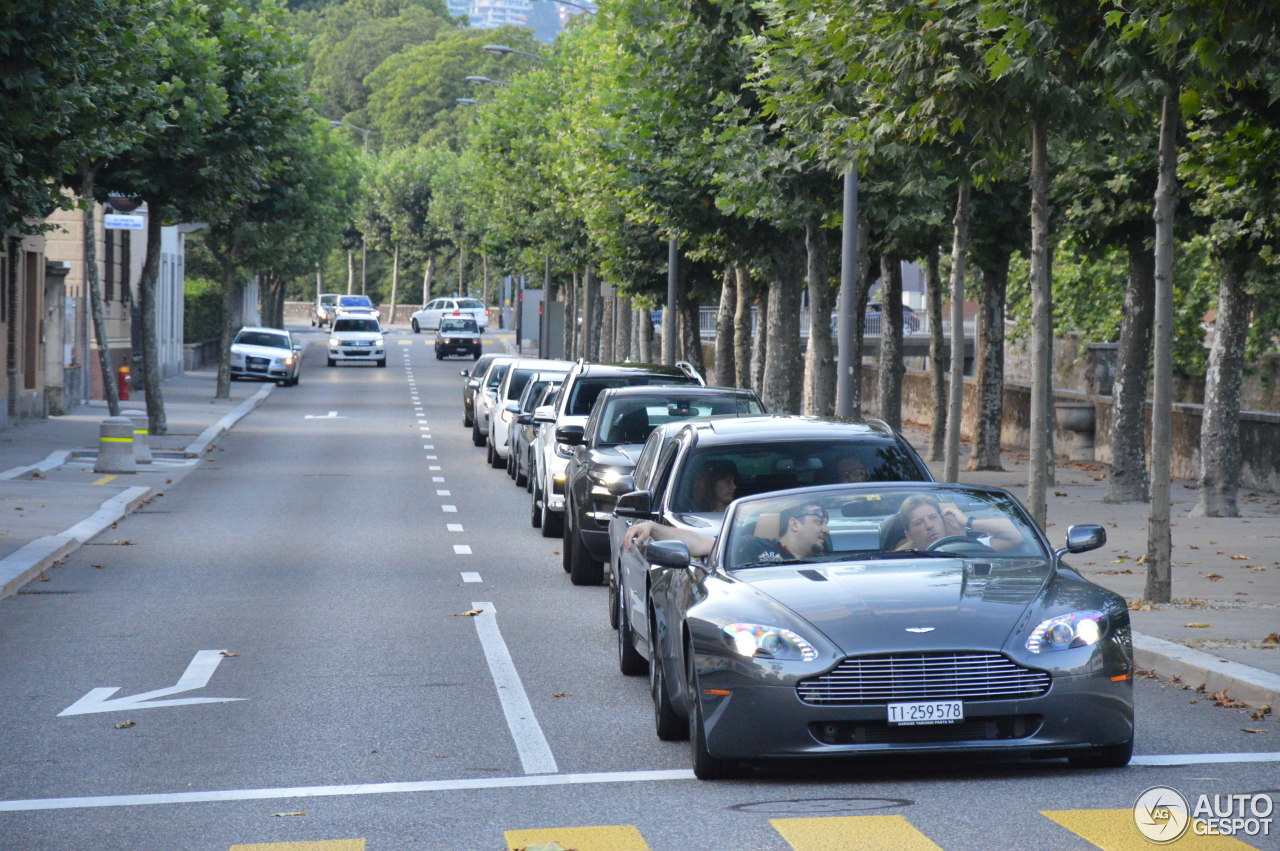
[797, 652, 1050, 705]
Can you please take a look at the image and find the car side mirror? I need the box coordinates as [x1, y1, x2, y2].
[461, 370, 471, 377]
[1062, 524, 1106, 555]
[517, 412, 534, 425]
[644, 539, 691, 568]
[533, 405, 555, 424]
[504, 401, 520, 413]
[614, 490, 654, 520]
[555, 424, 585, 446]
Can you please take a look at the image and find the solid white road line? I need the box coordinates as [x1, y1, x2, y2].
[461, 572, 482, 583]
[1131, 752, 1280, 766]
[472, 601, 558, 775]
[454, 545, 472, 555]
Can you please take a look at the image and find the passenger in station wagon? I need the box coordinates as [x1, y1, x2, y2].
[690, 459, 739, 512]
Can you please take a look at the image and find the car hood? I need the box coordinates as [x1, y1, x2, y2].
[331, 332, 381, 342]
[438, 330, 479, 339]
[739, 557, 1052, 653]
[232, 343, 290, 358]
[590, 444, 642, 466]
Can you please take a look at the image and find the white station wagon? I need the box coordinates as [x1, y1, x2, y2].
[411, 297, 490, 333]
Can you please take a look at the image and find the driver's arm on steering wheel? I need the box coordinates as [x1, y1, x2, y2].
[940, 506, 1021, 552]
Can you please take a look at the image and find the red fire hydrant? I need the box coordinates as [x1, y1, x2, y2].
[116, 365, 131, 401]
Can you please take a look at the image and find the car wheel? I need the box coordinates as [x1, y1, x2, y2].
[690, 681, 739, 779]
[377, 358, 386, 368]
[326, 357, 335, 367]
[473, 351, 480, 360]
[506, 447, 516, 479]
[490, 442, 505, 469]
[608, 563, 620, 630]
[411, 320, 420, 333]
[531, 481, 543, 529]
[570, 530, 604, 586]
[1068, 737, 1133, 768]
[435, 351, 443, 360]
[471, 420, 485, 447]
[514, 456, 528, 488]
[651, 627, 687, 741]
[541, 497, 563, 538]
[617, 590, 646, 675]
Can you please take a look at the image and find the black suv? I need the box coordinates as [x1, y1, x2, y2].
[606, 416, 934, 670]
[531, 360, 704, 538]
[561, 385, 765, 585]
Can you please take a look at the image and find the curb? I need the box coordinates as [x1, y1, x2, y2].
[1134, 631, 1280, 710]
[0, 450, 73, 481]
[0, 486, 152, 602]
[185, 383, 273, 457]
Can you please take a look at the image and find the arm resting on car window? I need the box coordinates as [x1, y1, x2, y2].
[623, 521, 715, 558]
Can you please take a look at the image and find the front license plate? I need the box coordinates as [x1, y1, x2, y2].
[887, 700, 963, 726]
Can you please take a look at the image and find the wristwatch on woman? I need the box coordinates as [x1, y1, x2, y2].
[964, 515, 976, 537]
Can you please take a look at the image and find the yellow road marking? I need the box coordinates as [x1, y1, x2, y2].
[398, 340, 412, 345]
[92, 476, 118, 486]
[1042, 809, 1260, 850]
[230, 841, 364, 851]
[505, 825, 649, 850]
[771, 815, 942, 851]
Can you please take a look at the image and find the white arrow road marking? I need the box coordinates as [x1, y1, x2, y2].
[304, 411, 344, 420]
[58, 650, 245, 716]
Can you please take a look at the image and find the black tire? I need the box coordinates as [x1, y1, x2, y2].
[1068, 738, 1133, 768]
[617, 590, 646, 675]
[608, 564, 620, 630]
[506, 447, 516, 479]
[326, 357, 335, 367]
[651, 636, 687, 741]
[531, 481, 543, 528]
[489, 440, 504, 469]
[463, 406, 472, 428]
[690, 688, 738, 779]
[514, 455, 528, 488]
[541, 497, 564, 538]
[411, 320, 420, 334]
[570, 530, 604, 586]
[435, 351, 443, 360]
[377, 358, 386, 368]
[524, 452, 535, 492]
[472, 350, 481, 360]
[471, 420, 485, 447]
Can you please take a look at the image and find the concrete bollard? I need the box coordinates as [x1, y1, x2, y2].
[94, 417, 137, 474]
[121, 409, 153, 464]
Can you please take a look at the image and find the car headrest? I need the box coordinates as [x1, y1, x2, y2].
[754, 512, 780, 540]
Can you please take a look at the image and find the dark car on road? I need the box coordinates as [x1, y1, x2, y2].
[624, 481, 1130, 779]
[608, 416, 934, 676]
[435, 316, 482, 360]
[461, 353, 503, 428]
[561, 385, 765, 586]
[530, 360, 704, 538]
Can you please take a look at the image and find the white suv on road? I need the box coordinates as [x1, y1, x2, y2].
[411, 297, 490, 333]
[327, 316, 386, 368]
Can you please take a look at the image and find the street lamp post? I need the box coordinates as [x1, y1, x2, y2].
[326, 119, 373, 295]
[483, 44, 546, 61]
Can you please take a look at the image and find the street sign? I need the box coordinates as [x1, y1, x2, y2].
[104, 214, 145, 230]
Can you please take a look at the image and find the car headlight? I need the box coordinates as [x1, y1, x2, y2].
[589, 468, 625, 485]
[1026, 611, 1106, 653]
[373, 337, 384, 346]
[722, 623, 818, 662]
[329, 337, 340, 346]
[283, 356, 294, 366]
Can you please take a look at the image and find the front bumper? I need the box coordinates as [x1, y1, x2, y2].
[695, 660, 1133, 762]
[329, 345, 384, 360]
[437, 341, 480, 356]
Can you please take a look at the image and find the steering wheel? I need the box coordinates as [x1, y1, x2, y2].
[925, 535, 973, 551]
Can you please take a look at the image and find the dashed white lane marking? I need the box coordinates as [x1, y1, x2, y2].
[437, 490, 450, 496]
[426, 454, 437, 460]
[418, 419, 429, 424]
[442, 505, 457, 513]
[429, 465, 441, 471]
[453, 545, 472, 555]
[472, 602, 558, 775]
[461, 572, 482, 583]
[424, 444, 435, 449]
[0, 769, 694, 811]
[447, 524, 463, 532]
[433, 477, 445, 482]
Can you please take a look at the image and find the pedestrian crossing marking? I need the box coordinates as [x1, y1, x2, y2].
[771, 815, 942, 850]
[504, 825, 649, 850]
[1041, 810, 1260, 850]
[230, 841, 364, 850]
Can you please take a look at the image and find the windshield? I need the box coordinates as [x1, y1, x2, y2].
[485, 363, 510, 389]
[235, 331, 289, 350]
[567, 375, 699, 416]
[723, 484, 1046, 569]
[457, 299, 484, 309]
[672, 440, 930, 513]
[440, 318, 477, 332]
[333, 318, 380, 332]
[598, 395, 763, 446]
[339, 296, 374, 307]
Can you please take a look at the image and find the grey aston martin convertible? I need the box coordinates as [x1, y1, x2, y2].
[636, 482, 1134, 779]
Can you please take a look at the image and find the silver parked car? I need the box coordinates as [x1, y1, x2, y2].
[619, 481, 1132, 779]
[230, 326, 302, 386]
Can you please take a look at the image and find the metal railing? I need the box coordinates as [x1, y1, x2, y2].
[696, 307, 975, 340]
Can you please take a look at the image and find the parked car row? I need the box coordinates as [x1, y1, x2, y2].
[451, 351, 1135, 781]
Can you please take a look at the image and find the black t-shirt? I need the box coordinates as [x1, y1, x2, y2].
[733, 536, 795, 564]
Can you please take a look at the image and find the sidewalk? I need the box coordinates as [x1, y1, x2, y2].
[899, 421, 1280, 713]
[0, 369, 270, 600]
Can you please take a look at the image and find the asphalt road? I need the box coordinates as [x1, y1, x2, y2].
[0, 327, 1276, 851]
